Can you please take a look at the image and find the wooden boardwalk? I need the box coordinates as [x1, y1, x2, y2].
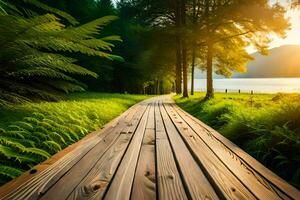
[0, 96, 299, 200]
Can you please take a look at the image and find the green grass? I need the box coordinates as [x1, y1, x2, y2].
[174, 92, 300, 188]
[0, 92, 150, 185]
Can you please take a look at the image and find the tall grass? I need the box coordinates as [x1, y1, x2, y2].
[174, 92, 300, 188]
[0, 93, 149, 185]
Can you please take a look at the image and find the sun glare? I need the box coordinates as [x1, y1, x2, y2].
[247, 0, 300, 53]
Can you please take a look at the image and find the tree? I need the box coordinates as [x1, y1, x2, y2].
[110, 0, 176, 94]
[197, 0, 289, 99]
[189, 0, 204, 95]
[181, 0, 189, 98]
[0, 0, 122, 105]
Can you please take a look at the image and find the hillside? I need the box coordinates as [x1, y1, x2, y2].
[195, 45, 300, 78]
[235, 45, 300, 78]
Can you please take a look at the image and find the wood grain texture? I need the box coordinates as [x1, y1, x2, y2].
[163, 99, 257, 200]
[131, 102, 156, 200]
[154, 101, 188, 200]
[0, 100, 146, 200]
[168, 98, 300, 200]
[158, 101, 219, 200]
[67, 102, 150, 200]
[103, 103, 151, 200]
[1, 96, 299, 200]
[41, 102, 149, 200]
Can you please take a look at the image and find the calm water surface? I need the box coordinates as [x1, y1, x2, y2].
[194, 78, 300, 93]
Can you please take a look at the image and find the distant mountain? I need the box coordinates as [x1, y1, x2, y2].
[235, 45, 300, 78]
[195, 45, 300, 78]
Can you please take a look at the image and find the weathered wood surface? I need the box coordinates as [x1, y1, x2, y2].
[0, 96, 299, 200]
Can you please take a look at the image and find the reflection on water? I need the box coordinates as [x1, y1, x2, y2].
[193, 78, 300, 93]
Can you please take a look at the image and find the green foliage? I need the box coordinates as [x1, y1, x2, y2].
[0, 92, 149, 186]
[0, 166, 23, 185]
[0, 0, 122, 105]
[174, 92, 300, 188]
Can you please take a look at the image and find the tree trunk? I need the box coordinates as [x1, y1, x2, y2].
[175, 36, 182, 94]
[175, 0, 182, 94]
[182, 41, 188, 98]
[191, 0, 196, 96]
[181, 0, 188, 98]
[191, 46, 196, 95]
[157, 80, 160, 95]
[205, 42, 214, 99]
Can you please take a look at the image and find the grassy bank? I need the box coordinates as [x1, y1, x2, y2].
[0, 93, 150, 185]
[174, 92, 300, 188]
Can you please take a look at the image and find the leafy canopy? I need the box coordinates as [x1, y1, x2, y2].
[195, 0, 289, 77]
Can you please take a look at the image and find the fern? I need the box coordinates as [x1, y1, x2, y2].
[0, 1, 122, 104]
[0, 93, 148, 186]
[0, 165, 23, 179]
[15, 121, 34, 131]
[20, 0, 77, 25]
[25, 147, 50, 159]
[3, 130, 25, 139]
[0, 136, 35, 147]
[0, 145, 37, 163]
[43, 140, 62, 153]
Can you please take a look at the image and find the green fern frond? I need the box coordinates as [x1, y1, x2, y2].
[46, 81, 85, 93]
[101, 35, 122, 42]
[20, 54, 98, 78]
[80, 39, 115, 51]
[0, 165, 23, 179]
[24, 147, 50, 159]
[0, 144, 37, 163]
[62, 15, 118, 39]
[21, 0, 78, 25]
[43, 140, 62, 153]
[7, 125, 26, 131]
[0, 6, 121, 103]
[32, 112, 45, 120]
[73, 125, 88, 136]
[3, 130, 25, 139]
[11, 67, 76, 81]
[32, 131, 49, 141]
[0, 136, 35, 147]
[15, 121, 34, 131]
[23, 117, 40, 125]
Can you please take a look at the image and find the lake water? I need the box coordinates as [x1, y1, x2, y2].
[193, 78, 300, 93]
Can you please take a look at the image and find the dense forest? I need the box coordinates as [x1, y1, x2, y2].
[0, 0, 290, 105]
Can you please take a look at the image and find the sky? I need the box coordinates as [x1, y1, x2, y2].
[247, 0, 300, 52]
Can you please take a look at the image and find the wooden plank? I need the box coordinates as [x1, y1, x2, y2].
[0, 102, 144, 200]
[170, 98, 300, 199]
[162, 99, 257, 200]
[102, 103, 151, 200]
[173, 99, 300, 199]
[154, 101, 188, 200]
[67, 132, 134, 199]
[0, 102, 137, 199]
[158, 101, 219, 200]
[40, 102, 149, 200]
[131, 102, 156, 200]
